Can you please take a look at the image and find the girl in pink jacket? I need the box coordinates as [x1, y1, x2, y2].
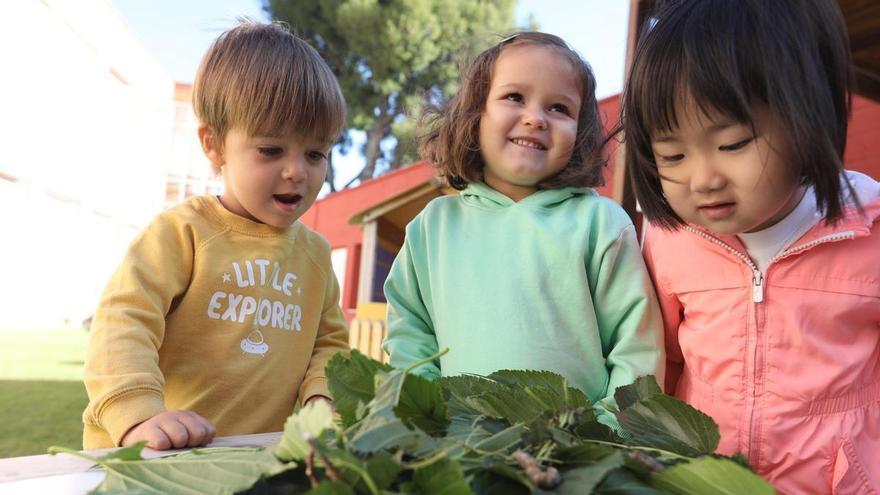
[620, 1, 879, 493]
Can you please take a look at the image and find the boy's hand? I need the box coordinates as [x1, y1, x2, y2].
[121, 410, 216, 450]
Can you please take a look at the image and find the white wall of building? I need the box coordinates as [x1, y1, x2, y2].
[0, 0, 176, 329]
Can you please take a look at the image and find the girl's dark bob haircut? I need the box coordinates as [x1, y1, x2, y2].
[622, 0, 857, 228]
[420, 32, 606, 191]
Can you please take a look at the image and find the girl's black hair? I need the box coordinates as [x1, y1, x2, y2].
[621, 0, 857, 228]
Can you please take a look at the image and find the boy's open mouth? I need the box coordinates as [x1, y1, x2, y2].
[274, 193, 302, 208]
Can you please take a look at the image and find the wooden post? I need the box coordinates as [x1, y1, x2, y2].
[357, 220, 378, 303]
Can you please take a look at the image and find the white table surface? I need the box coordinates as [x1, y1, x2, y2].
[0, 432, 282, 494]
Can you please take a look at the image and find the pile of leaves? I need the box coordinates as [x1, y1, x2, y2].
[51, 350, 776, 494]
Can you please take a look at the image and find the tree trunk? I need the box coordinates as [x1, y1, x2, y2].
[357, 96, 396, 184]
[325, 149, 337, 193]
[360, 121, 384, 183]
[390, 142, 405, 170]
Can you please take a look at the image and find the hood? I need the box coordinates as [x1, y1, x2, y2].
[460, 181, 592, 209]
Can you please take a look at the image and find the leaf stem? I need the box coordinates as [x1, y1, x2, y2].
[330, 458, 381, 495]
[582, 439, 690, 461]
[403, 347, 450, 376]
[48, 446, 101, 464]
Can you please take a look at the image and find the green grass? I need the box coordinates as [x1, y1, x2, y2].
[0, 328, 89, 458]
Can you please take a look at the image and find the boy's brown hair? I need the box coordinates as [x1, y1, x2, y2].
[419, 32, 606, 190]
[193, 21, 345, 171]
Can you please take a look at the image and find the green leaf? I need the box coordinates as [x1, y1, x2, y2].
[487, 370, 591, 411]
[537, 451, 625, 495]
[595, 469, 661, 494]
[572, 418, 622, 443]
[66, 366, 771, 495]
[361, 451, 403, 491]
[468, 462, 531, 495]
[651, 457, 777, 494]
[448, 414, 502, 442]
[327, 350, 392, 427]
[727, 452, 752, 470]
[307, 480, 356, 494]
[348, 411, 436, 456]
[276, 399, 336, 462]
[237, 465, 312, 494]
[616, 395, 720, 456]
[443, 371, 586, 425]
[394, 372, 449, 436]
[469, 424, 525, 455]
[401, 458, 472, 494]
[99, 442, 149, 462]
[348, 367, 437, 456]
[442, 375, 500, 418]
[92, 448, 284, 494]
[555, 443, 618, 466]
[613, 376, 664, 411]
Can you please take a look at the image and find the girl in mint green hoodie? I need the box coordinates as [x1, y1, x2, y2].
[383, 32, 664, 422]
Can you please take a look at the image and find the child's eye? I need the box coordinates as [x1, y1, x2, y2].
[657, 153, 684, 165]
[258, 147, 283, 157]
[307, 150, 328, 162]
[503, 92, 523, 102]
[719, 137, 753, 152]
[549, 103, 571, 115]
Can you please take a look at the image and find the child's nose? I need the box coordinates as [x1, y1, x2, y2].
[282, 158, 308, 182]
[521, 107, 547, 130]
[689, 159, 726, 193]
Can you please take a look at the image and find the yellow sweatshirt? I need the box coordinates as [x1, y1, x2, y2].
[83, 195, 349, 448]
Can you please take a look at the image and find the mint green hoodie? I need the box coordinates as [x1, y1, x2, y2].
[384, 182, 664, 413]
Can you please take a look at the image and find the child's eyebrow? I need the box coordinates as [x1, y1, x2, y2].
[652, 121, 743, 142]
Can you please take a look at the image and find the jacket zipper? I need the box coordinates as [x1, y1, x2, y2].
[683, 227, 764, 301]
[683, 226, 856, 467]
[771, 230, 856, 260]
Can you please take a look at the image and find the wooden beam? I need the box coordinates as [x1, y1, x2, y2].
[357, 221, 378, 303]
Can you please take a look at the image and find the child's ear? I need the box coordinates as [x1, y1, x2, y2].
[198, 124, 225, 167]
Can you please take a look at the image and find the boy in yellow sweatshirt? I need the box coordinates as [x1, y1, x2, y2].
[82, 22, 349, 450]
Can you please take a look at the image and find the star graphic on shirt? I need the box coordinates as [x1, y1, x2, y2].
[222, 273, 231, 283]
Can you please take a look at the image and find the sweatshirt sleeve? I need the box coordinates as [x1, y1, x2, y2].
[298, 269, 350, 404]
[382, 225, 441, 379]
[641, 226, 684, 395]
[591, 223, 666, 422]
[82, 214, 193, 447]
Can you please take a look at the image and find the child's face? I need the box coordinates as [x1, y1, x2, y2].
[650, 99, 804, 235]
[201, 126, 329, 228]
[478, 44, 581, 201]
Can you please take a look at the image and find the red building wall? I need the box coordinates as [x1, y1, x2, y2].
[596, 94, 622, 198]
[845, 94, 880, 179]
[299, 163, 435, 312]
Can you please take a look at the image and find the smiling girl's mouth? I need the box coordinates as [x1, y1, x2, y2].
[510, 138, 547, 150]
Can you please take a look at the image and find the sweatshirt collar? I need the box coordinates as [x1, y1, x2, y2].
[460, 181, 591, 209]
[201, 196, 302, 238]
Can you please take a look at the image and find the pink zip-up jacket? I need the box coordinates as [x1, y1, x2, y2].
[643, 171, 880, 495]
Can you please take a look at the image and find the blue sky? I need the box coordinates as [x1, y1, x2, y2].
[111, 0, 630, 185]
[111, 0, 630, 97]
